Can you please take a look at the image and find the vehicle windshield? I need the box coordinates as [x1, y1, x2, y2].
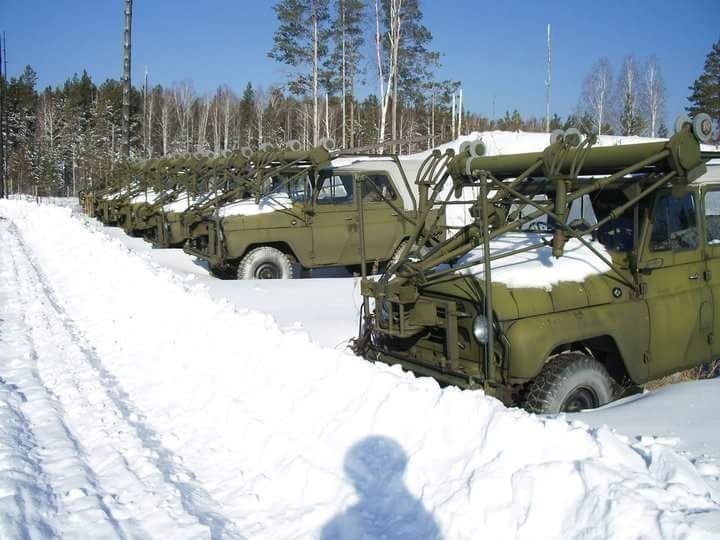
[515, 195, 597, 233]
[270, 174, 309, 203]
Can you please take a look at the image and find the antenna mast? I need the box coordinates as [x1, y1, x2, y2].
[545, 23, 551, 132]
[0, 31, 5, 198]
[122, 0, 133, 158]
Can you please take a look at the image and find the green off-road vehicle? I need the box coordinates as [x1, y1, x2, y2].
[353, 114, 720, 413]
[184, 147, 446, 279]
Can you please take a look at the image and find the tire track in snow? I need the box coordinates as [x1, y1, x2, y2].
[0, 219, 130, 538]
[5, 217, 244, 539]
[0, 375, 58, 538]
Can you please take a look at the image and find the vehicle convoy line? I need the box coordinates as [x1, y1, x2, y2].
[0, 216, 244, 539]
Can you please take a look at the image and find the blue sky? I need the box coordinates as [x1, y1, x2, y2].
[2, 0, 719, 126]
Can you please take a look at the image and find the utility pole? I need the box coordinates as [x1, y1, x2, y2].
[451, 93, 456, 139]
[122, 0, 133, 159]
[143, 65, 148, 157]
[3, 33, 8, 195]
[545, 23, 551, 133]
[0, 31, 5, 198]
[458, 87, 463, 137]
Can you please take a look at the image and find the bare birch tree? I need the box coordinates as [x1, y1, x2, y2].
[616, 55, 645, 136]
[159, 88, 173, 156]
[172, 81, 194, 152]
[579, 57, 613, 136]
[642, 56, 665, 137]
[196, 95, 211, 152]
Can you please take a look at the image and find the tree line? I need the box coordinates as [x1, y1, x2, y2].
[1, 0, 717, 199]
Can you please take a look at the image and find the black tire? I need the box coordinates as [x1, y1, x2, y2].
[237, 246, 293, 280]
[522, 352, 616, 414]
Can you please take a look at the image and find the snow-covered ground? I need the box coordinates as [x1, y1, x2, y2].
[1, 197, 719, 539]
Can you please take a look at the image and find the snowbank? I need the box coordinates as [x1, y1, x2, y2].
[1, 199, 719, 539]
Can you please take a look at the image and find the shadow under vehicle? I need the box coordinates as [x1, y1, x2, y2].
[353, 114, 720, 414]
[183, 141, 445, 279]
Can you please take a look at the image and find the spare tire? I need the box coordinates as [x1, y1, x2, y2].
[237, 246, 293, 280]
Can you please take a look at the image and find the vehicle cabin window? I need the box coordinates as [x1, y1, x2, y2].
[360, 174, 397, 203]
[705, 191, 720, 245]
[650, 192, 698, 252]
[317, 174, 354, 204]
[273, 174, 308, 203]
[593, 190, 638, 252]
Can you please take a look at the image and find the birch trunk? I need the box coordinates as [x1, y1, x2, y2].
[341, 0, 347, 148]
[312, 0, 319, 146]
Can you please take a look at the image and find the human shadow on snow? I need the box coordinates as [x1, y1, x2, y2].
[321, 436, 441, 540]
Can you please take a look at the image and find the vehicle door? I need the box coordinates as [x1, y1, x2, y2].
[639, 188, 712, 378]
[357, 173, 406, 261]
[310, 172, 357, 265]
[701, 186, 720, 359]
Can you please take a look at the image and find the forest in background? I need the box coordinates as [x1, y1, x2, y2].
[0, 0, 718, 197]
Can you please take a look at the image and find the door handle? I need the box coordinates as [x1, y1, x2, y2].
[344, 217, 354, 221]
[689, 273, 699, 280]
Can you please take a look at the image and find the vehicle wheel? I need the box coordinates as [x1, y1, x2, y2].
[522, 352, 615, 414]
[237, 246, 293, 280]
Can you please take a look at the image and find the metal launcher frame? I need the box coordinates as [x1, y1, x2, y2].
[354, 120, 718, 390]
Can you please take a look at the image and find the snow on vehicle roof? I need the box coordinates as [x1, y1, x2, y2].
[410, 130, 670, 159]
[128, 190, 158, 204]
[694, 161, 720, 183]
[330, 157, 425, 212]
[218, 194, 293, 217]
[458, 232, 612, 290]
[162, 193, 195, 212]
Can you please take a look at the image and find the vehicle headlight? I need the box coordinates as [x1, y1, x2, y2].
[473, 315, 489, 344]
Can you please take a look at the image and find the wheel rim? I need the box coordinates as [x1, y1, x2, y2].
[560, 386, 599, 413]
[255, 262, 281, 279]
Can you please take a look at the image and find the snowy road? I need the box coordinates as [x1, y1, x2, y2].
[0, 217, 239, 538]
[1, 199, 720, 539]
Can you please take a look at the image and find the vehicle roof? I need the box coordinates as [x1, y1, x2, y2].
[692, 161, 720, 185]
[328, 157, 426, 211]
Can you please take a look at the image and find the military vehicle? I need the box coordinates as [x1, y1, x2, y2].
[87, 160, 139, 223]
[353, 113, 720, 414]
[118, 156, 186, 237]
[183, 139, 445, 279]
[132, 154, 227, 247]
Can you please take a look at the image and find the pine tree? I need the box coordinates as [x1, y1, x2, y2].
[687, 40, 720, 142]
[239, 82, 255, 146]
[269, 0, 331, 146]
[376, 0, 438, 148]
[6, 65, 38, 194]
[328, 0, 365, 148]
